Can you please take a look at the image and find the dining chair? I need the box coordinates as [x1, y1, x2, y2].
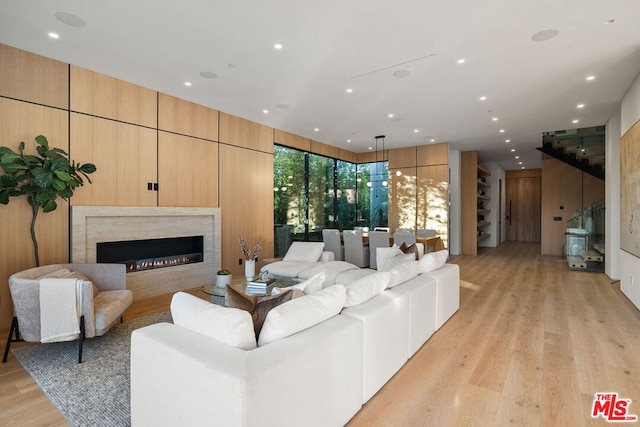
[393, 231, 416, 247]
[343, 230, 369, 268]
[416, 229, 437, 237]
[368, 230, 390, 269]
[322, 229, 344, 261]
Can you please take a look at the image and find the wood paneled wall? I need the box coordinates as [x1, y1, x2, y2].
[387, 143, 449, 245]
[540, 158, 604, 255]
[0, 97, 70, 330]
[219, 145, 274, 277]
[0, 44, 69, 109]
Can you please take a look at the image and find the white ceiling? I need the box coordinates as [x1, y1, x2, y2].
[1, 1, 640, 170]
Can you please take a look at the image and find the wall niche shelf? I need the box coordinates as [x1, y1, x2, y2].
[462, 151, 492, 255]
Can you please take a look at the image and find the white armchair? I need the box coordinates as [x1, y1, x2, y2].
[3, 263, 132, 363]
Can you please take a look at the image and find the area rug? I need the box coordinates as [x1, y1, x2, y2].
[12, 310, 172, 427]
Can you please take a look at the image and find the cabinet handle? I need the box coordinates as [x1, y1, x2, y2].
[153, 183, 159, 191]
[147, 182, 153, 191]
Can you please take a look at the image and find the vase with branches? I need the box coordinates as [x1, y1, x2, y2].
[0, 135, 96, 266]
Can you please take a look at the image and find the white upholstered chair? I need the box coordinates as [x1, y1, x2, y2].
[393, 231, 416, 247]
[343, 230, 369, 268]
[368, 230, 390, 269]
[417, 229, 437, 237]
[322, 229, 344, 261]
[3, 263, 132, 363]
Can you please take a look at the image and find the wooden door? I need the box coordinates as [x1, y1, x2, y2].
[506, 176, 541, 242]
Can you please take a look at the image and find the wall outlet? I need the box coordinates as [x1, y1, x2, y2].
[239, 258, 243, 266]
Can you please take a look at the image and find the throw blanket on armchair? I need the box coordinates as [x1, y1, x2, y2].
[39, 278, 82, 343]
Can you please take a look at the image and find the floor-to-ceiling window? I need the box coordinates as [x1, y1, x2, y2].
[273, 145, 388, 255]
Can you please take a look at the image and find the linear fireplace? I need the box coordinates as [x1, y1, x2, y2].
[72, 206, 221, 300]
[97, 236, 204, 273]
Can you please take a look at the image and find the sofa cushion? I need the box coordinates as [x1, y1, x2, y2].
[377, 244, 403, 272]
[399, 242, 419, 260]
[297, 261, 358, 286]
[258, 285, 347, 346]
[226, 286, 294, 337]
[282, 242, 325, 262]
[272, 272, 325, 296]
[418, 249, 449, 273]
[388, 260, 419, 288]
[343, 272, 391, 307]
[170, 292, 257, 350]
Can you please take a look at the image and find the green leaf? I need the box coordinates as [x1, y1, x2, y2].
[1, 152, 21, 164]
[35, 135, 49, 150]
[2, 163, 29, 173]
[34, 171, 53, 188]
[0, 175, 19, 187]
[0, 190, 10, 204]
[0, 147, 15, 157]
[42, 199, 57, 213]
[60, 188, 73, 198]
[23, 154, 44, 167]
[79, 163, 97, 174]
[53, 170, 72, 182]
[18, 141, 25, 152]
[51, 179, 66, 191]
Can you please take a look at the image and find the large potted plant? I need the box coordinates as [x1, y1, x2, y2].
[0, 135, 96, 266]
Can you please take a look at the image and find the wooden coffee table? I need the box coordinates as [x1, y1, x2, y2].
[201, 276, 302, 305]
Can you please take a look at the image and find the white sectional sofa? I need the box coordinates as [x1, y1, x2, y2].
[130, 249, 459, 427]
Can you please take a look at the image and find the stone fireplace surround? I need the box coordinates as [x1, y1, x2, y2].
[72, 206, 221, 300]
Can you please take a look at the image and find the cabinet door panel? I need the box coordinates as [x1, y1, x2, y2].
[389, 167, 417, 232]
[71, 114, 157, 206]
[158, 132, 218, 207]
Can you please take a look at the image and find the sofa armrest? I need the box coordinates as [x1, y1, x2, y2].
[320, 251, 335, 262]
[131, 316, 364, 427]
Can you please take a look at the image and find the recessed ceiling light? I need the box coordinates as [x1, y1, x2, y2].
[577, 104, 585, 109]
[430, 138, 436, 142]
[499, 129, 505, 133]
[480, 96, 487, 101]
[605, 19, 615, 24]
[55, 11, 86, 27]
[531, 29, 559, 42]
[518, 161, 523, 165]
[200, 71, 218, 79]
[274, 43, 283, 50]
[521, 166, 525, 170]
[457, 59, 465, 64]
[505, 139, 510, 143]
[586, 75, 596, 81]
[492, 117, 498, 121]
[368, 147, 373, 150]
[396, 170, 402, 176]
[48, 32, 60, 39]
[346, 88, 353, 93]
[262, 109, 269, 114]
[515, 156, 520, 159]
[414, 129, 419, 133]
[393, 69, 411, 78]
[347, 139, 351, 143]
[184, 81, 192, 87]
[388, 114, 394, 118]
[572, 119, 579, 124]
[510, 148, 516, 152]
[314, 128, 319, 132]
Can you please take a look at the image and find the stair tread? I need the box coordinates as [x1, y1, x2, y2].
[580, 250, 603, 262]
[567, 256, 587, 269]
[594, 243, 605, 254]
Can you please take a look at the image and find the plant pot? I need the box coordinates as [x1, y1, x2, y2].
[216, 273, 232, 288]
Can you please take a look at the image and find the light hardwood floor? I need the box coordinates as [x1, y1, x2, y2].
[1, 242, 639, 426]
